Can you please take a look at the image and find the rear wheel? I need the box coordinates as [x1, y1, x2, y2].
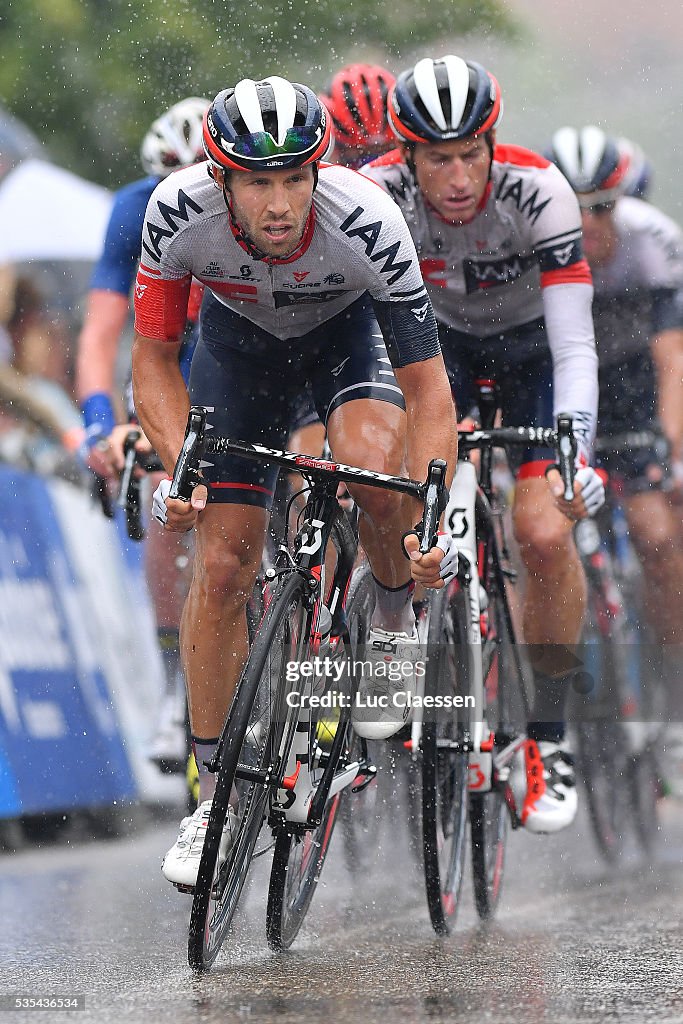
[266, 783, 346, 950]
[422, 586, 471, 935]
[188, 572, 307, 971]
[338, 565, 381, 871]
[266, 561, 368, 950]
[470, 788, 507, 918]
[630, 746, 663, 855]
[470, 537, 523, 920]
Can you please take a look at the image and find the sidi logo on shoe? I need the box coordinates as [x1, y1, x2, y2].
[371, 639, 397, 654]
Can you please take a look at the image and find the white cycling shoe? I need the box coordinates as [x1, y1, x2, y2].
[510, 739, 578, 834]
[162, 799, 238, 889]
[351, 626, 423, 741]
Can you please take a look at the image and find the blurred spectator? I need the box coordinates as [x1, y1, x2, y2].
[0, 264, 83, 470]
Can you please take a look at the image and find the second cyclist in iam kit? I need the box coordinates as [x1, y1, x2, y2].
[363, 54, 606, 835]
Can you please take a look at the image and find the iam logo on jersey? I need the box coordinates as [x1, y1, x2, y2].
[135, 283, 147, 299]
[293, 271, 310, 282]
[411, 302, 429, 323]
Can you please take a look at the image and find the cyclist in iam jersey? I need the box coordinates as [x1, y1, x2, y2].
[363, 55, 606, 834]
[130, 76, 458, 888]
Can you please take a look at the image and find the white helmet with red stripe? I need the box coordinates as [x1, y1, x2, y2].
[547, 126, 630, 205]
[141, 97, 210, 177]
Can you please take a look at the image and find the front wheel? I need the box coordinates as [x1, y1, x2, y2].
[422, 586, 471, 936]
[630, 745, 663, 855]
[187, 572, 307, 971]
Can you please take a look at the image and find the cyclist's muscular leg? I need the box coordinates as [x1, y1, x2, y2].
[624, 490, 683, 645]
[328, 398, 422, 740]
[181, 503, 268, 739]
[510, 476, 584, 833]
[327, 399, 413, 593]
[513, 476, 587, 665]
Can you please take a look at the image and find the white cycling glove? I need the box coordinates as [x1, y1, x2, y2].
[575, 466, 605, 517]
[152, 478, 172, 525]
[436, 533, 460, 584]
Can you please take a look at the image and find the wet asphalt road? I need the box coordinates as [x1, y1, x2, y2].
[2, 754, 683, 1024]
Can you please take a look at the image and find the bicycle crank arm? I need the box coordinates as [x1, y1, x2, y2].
[351, 761, 378, 793]
[284, 760, 363, 826]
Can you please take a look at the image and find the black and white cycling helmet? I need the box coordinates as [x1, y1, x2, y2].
[547, 126, 630, 205]
[203, 76, 332, 172]
[388, 55, 502, 144]
[140, 97, 210, 177]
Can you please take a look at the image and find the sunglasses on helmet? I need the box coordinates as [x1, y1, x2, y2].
[230, 126, 322, 160]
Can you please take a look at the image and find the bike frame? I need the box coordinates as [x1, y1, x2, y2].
[407, 385, 576, 814]
[170, 406, 447, 834]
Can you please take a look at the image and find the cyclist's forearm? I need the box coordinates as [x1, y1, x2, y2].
[405, 399, 458, 484]
[131, 332, 188, 474]
[75, 290, 129, 402]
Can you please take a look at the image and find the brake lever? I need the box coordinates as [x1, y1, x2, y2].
[556, 414, 576, 502]
[169, 407, 207, 501]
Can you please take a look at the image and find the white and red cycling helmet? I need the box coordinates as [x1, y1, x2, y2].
[141, 97, 210, 177]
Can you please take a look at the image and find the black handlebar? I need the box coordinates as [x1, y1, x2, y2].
[457, 418, 577, 501]
[170, 407, 449, 555]
[168, 406, 578, 553]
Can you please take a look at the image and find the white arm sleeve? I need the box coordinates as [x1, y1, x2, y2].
[542, 281, 599, 464]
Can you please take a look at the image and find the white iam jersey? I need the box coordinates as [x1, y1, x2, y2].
[133, 161, 440, 368]
[362, 144, 599, 453]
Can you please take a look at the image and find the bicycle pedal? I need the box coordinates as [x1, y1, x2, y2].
[173, 882, 196, 895]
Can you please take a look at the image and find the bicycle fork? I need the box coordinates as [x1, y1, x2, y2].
[443, 460, 493, 787]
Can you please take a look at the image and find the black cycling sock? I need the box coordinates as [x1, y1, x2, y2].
[191, 736, 219, 804]
[528, 669, 572, 743]
[371, 575, 416, 634]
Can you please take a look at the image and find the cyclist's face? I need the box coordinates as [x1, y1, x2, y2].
[228, 166, 315, 257]
[411, 136, 492, 225]
[580, 201, 617, 266]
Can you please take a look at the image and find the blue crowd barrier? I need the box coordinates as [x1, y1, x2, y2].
[0, 465, 164, 817]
